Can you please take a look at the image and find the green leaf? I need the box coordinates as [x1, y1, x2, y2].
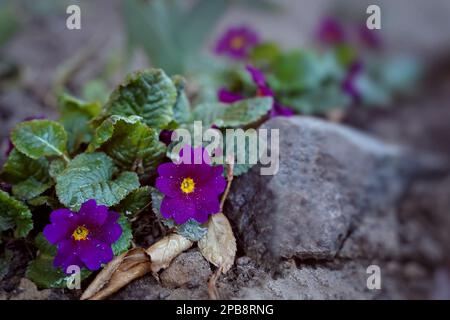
[0, 190, 33, 238]
[193, 97, 272, 128]
[11, 120, 68, 161]
[26, 233, 91, 289]
[55, 152, 140, 211]
[114, 186, 151, 217]
[171, 75, 192, 125]
[1, 149, 53, 200]
[250, 42, 281, 64]
[27, 196, 60, 209]
[112, 215, 133, 256]
[58, 93, 101, 154]
[101, 69, 176, 130]
[149, 187, 207, 240]
[88, 115, 166, 173]
[48, 158, 66, 179]
[176, 219, 207, 242]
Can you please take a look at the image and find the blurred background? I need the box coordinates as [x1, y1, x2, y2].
[0, 0, 450, 299]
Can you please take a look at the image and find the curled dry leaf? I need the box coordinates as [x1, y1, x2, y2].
[146, 233, 193, 273]
[81, 248, 151, 300]
[198, 213, 237, 274]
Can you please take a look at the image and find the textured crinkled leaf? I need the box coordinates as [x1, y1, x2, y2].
[171, 75, 192, 125]
[193, 97, 272, 128]
[0, 190, 33, 238]
[146, 233, 193, 273]
[55, 153, 140, 210]
[149, 187, 175, 228]
[88, 115, 166, 173]
[198, 213, 236, 273]
[58, 93, 101, 154]
[48, 159, 66, 179]
[114, 186, 150, 217]
[176, 219, 207, 242]
[112, 215, 133, 256]
[26, 233, 91, 289]
[101, 69, 176, 129]
[1, 149, 53, 200]
[11, 120, 68, 160]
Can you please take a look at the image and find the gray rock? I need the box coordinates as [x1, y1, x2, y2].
[160, 250, 211, 289]
[225, 116, 417, 262]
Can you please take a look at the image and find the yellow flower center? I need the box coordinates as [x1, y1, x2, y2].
[230, 36, 245, 49]
[180, 177, 195, 194]
[72, 226, 89, 241]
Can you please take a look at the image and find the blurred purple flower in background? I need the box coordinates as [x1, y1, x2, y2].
[316, 17, 346, 45]
[342, 60, 364, 103]
[358, 25, 382, 49]
[218, 65, 294, 117]
[43, 199, 122, 272]
[156, 145, 226, 225]
[215, 26, 259, 60]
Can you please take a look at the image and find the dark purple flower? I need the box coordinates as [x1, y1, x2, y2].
[215, 26, 259, 60]
[43, 199, 122, 273]
[316, 17, 346, 45]
[342, 61, 364, 103]
[358, 25, 381, 49]
[159, 129, 174, 146]
[155, 146, 226, 224]
[218, 88, 244, 103]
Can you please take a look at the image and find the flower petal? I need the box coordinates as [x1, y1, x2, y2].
[78, 199, 108, 227]
[91, 211, 122, 245]
[78, 239, 114, 271]
[54, 239, 83, 273]
[161, 196, 196, 225]
[43, 209, 78, 244]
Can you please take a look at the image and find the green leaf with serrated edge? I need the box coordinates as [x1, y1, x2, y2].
[149, 187, 207, 239]
[55, 152, 140, 211]
[87, 115, 166, 173]
[1, 149, 53, 200]
[112, 215, 132, 256]
[0, 190, 33, 238]
[58, 93, 101, 154]
[100, 69, 176, 130]
[11, 120, 68, 160]
[49, 159, 66, 179]
[0, 249, 13, 280]
[27, 196, 60, 209]
[150, 186, 175, 228]
[26, 233, 91, 289]
[193, 97, 272, 128]
[171, 75, 192, 125]
[177, 219, 207, 242]
[114, 186, 151, 217]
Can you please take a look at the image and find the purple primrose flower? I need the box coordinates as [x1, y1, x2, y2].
[155, 146, 226, 225]
[358, 25, 381, 49]
[215, 26, 259, 60]
[43, 199, 122, 273]
[342, 60, 363, 103]
[218, 65, 294, 117]
[316, 17, 346, 45]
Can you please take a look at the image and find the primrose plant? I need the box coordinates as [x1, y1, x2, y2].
[0, 68, 273, 295]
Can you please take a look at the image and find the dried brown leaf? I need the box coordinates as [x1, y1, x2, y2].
[198, 213, 236, 273]
[146, 233, 193, 273]
[81, 248, 151, 300]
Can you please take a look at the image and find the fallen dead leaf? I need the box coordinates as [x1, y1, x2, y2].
[81, 248, 151, 300]
[198, 213, 236, 274]
[146, 233, 193, 273]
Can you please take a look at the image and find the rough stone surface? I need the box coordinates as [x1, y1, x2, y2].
[225, 116, 419, 262]
[160, 251, 212, 289]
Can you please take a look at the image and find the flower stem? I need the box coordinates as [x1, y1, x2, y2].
[220, 162, 234, 212]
